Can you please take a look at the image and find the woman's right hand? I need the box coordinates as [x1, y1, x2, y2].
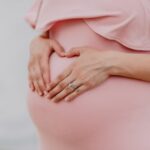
[28, 35, 66, 96]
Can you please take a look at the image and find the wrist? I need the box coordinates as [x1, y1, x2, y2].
[105, 51, 130, 76]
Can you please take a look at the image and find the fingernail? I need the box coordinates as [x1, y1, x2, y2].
[65, 98, 69, 101]
[61, 53, 66, 56]
[44, 91, 48, 96]
[46, 85, 50, 91]
[39, 92, 42, 96]
[30, 86, 34, 91]
[45, 95, 49, 99]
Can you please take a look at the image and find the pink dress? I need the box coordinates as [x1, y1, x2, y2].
[25, 0, 150, 150]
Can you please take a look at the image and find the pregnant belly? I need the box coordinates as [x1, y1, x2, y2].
[27, 19, 150, 150]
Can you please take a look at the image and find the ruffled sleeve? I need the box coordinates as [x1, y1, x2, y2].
[25, 0, 150, 51]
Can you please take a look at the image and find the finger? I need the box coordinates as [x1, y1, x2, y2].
[51, 40, 66, 57]
[33, 80, 43, 96]
[65, 47, 84, 57]
[40, 55, 51, 90]
[28, 73, 35, 91]
[29, 69, 38, 93]
[51, 79, 83, 103]
[46, 74, 75, 100]
[29, 79, 35, 91]
[64, 85, 88, 102]
[36, 61, 46, 93]
[31, 66, 43, 96]
[46, 64, 73, 91]
[28, 62, 35, 91]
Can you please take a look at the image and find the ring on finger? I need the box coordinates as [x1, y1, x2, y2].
[68, 82, 77, 90]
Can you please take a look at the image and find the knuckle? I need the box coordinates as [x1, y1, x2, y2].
[41, 69, 48, 76]
[77, 79, 84, 85]
[70, 71, 77, 79]
[43, 72, 49, 81]
[54, 86, 61, 93]
[65, 86, 72, 92]
[85, 80, 93, 87]
[75, 88, 81, 94]
[31, 73, 37, 80]
[38, 79, 44, 85]
[32, 79, 37, 85]
[51, 81, 57, 87]
[35, 79, 40, 85]
[34, 75, 40, 81]
[29, 76, 34, 82]
[58, 82, 66, 89]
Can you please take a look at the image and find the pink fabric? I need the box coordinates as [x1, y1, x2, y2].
[27, 19, 150, 150]
[25, 1, 150, 150]
[25, 0, 150, 51]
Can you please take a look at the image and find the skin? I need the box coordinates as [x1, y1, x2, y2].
[45, 47, 116, 102]
[28, 34, 66, 96]
[28, 34, 150, 102]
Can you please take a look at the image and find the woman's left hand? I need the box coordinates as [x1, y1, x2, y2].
[45, 47, 118, 102]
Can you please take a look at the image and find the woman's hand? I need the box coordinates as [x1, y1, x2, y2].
[28, 36, 65, 96]
[45, 47, 119, 102]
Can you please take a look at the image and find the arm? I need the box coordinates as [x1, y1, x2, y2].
[44, 48, 150, 103]
[110, 52, 150, 82]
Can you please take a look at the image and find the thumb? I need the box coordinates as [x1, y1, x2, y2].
[52, 40, 66, 57]
[65, 47, 82, 57]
